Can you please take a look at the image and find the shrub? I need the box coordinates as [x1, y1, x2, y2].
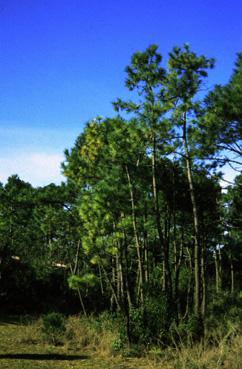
[41, 312, 66, 345]
[170, 314, 204, 346]
[128, 294, 173, 345]
[205, 291, 242, 343]
[111, 337, 124, 353]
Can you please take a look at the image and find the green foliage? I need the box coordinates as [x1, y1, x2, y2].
[171, 315, 204, 345]
[68, 273, 97, 290]
[41, 312, 66, 345]
[205, 292, 242, 338]
[208, 292, 242, 320]
[128, 306, 146, 344]
[111, 337, 124, 353]
[128, 294, 173, 345]
[199, 53, 242, 163]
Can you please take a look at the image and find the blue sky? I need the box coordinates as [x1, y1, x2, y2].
[0, 0, 241, 186]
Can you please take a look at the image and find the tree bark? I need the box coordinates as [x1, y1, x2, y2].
[151, 134, 172, 298]
[215, 248, 222, 293]
[125, 165, 144, 306]
[101, 261, 122, 311]
[229, 252, 234, 294]
[69, 263, 87, 316]
[182, 113, 201, 318]
[201, 241, 206, 317]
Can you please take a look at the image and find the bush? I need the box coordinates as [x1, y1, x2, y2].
[205, 291, 242, 342]
[128, 294, 173, 345]
[111, 337, 124, 353]
[144, 294, 173, 344]
[170, 314, 204, 346]
[41, 312, 66, 345]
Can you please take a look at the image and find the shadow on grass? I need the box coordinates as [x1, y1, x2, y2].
[0, 314, 38, 325]
[0, 353, 88, 361]
[0, 315, 21, 325]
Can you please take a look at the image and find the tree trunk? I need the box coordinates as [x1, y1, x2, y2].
[125, 165, 144, 306]
[229, 252, 234, 294]
[201, 240, 206, 317]
[116, 252, 121, 301]
[184, 245, 193, 319]
[98, 262, 104, 295]
[110, 256, 116, 310]
[122, 220, 132, 309]
[182, 113, 201, 318]
[151, 134, 172, 298]
[101, 261, 122, 311]
[69, 263, 87, 316]
[215, 248, 222, 293]
[144, 202, 149, 283]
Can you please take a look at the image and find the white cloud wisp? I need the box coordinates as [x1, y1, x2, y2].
[0, 152, 65, 187]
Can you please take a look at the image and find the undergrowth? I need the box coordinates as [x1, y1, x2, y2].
[5, 301, 242, 369]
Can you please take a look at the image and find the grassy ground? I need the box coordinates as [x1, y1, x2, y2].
[1, 315, 242, 369]
[0, 316, 150, 369]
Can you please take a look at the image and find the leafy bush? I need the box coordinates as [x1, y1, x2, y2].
[128, 294, 173, 345]
[170, 314, 204, 346]
[111, 337, 124, 353]
[41, 312, 66, 345]
[205, 292, 242, 332]
[128, 306, 146, 344]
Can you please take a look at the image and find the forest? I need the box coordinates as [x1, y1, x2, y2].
[0, 45, 242, 365]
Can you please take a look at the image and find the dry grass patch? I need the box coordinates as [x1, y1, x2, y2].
[1, 315, 242, 369]
[64, 314, 120, 356]
[16, 317, 42, 345]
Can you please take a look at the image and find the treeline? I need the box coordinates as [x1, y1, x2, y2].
[0, 44, 242, 344]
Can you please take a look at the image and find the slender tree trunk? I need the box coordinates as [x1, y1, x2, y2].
[214, 248, 222, 293]
[218, 247, 222, 288]
[229, 253, 234, 294]
[110, 256, 116, 310]
[215, 251, 219, 293]
[182, 113, 201, 318]
[184, 245, 193, 319]
[122, 242, 131, 345]
[144, 238, 149, 283]
[201, 240, 206, 317]
[73, 240, 81, 274]
[117, 244, 124, 300]
[114, 225, 132, 343]
[151, 134, 172, 298]
[124, 256, 132, 310]
[76, 288, 87, 316]
[116, 252, 121, 301]
[125, 165, 144, 306]
[172, 161, 182, 319]
[101, 262, 122, 311]
[144, 202, 149, 283]
[122, 220, 132, 309]
[98, 262, 104, 295]
[174, 235, 183, 320]
[215, 245, 222, 293]
[69, 264, 87, 316]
